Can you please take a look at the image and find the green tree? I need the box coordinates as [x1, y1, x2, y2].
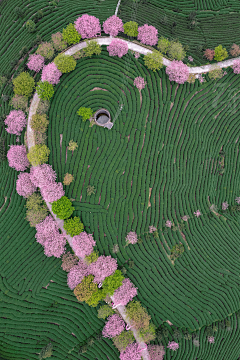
[85, 287, 107, 307]
[157, 37, 170, 54]
[77, 107, 93, 121]
[170, 243, 184, 261]
[102, 270, 124, 296]
[63, 216, 84, 236]
[54, 54, 76, 73]
[84, 40, 101, 57]
[39, 342, 53, 359]
[27, 144, 50, 166]
[85, 250, 99, 264]
[36, 99, 50, 115]
[36, 81, 54, 101]
[68, 140, 78, 151]
[113, 330, 135, 352]
[168, 41, 186, 60]
[143, 50, 163, 72]
[125, 301, 151, 330]
[97, 305, 115, 319]
[62, 23, 81, 45]
[74, 275, 98, 302]
[12, 72, 35, 97]
[208, 66, 223, 80]
[138, 323, 156, 343]
[26, 20, 36, 33]
[214, 45, 228, 61]
[123, 21, 138, 37]
[25, 193, 48, 227]
[10, 94, 28, 111]
[51, 196, 74, 219]
[30, 113, 49, 133]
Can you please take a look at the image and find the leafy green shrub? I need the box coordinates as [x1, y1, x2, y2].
[25, 193, 48, 227]
[68, 140, 78, 151]
[157, 37, 170, 54]
[39, 342, 53, 359]
[0, 76, 7, 87]
[62, 23, 81, 45]
[36, 81, 54, 100]
[143, 50, 163, 72]
[87, 185, 95, 196]
[74, 275, 98, 302]
[85, 287, 107, 307]
[77, 107, 93, 121]
[19, 46, 28, 57]
[51, 196, 74, 219]
[123, 21, 138, 37]
[36, 42, 55, 60]
[84, 40, 101, 57]
[30, 113, 49, 133]
[26, 20, 36, 33]
[170, 243, 184, 261]
[113, 330, 135, 352]
[51, 32, 67, 51]
[97, 305, 115, 319]
[208, 66, 223, 80]
[138, 323, 156, 343]
[63, 173, 74, 185]
[14, 7, 25, 18]
[27, 144, 50, 166]
[85, 250, 99, 264]
[54, 54, 76, 73]
[102, 270, 124, 296]
[125, 301, 151, 330]
[73, 49, 86, 59]
[36, 99, 50, 114]
[63, 216, 84, 236]
[12, 72, 35, 97]
[10, 94, 28, 111]
[214, 45, 228, 61]
[168, 41, 186, 60]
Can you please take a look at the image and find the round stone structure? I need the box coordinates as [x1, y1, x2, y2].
[94, 108, 112, 128]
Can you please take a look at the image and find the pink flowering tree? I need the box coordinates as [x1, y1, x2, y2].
[41, 182, 64, 203]
[103, 15, 124, 36]
[7, 145, 29, 171]
[125, 231, 138, 246]
[107, 39, 128, 58]
[27, 54, 44, 72]
[165, 220, 172, 228]
[44, 232, 66, 258]
[208, 336, 214, 344]
[67, 260, 89, 290]
[166, 60, 189, 84]
[236, 197, 240, 204]
[74, 14, 101, 39]
[148, 345, 165, 360]
[41, 62, 62, 85]
[102, 314, 125, 338]
[222, 202, 229, 210]
[137, 24, 158, 46]
[232, 59, 240, 74]
[30, 164, 57, 188]
[72, 232, 96, 258]
[5, 110, 27, 136]
[167, 341, 179, 351]
[35, 215, 59, 246]
[112, 278, 138, 306]
[16, 172, 37, 198]
[120, 343, 142, 360]
[88, 255, 118, 283]
[194, 210, 201, 218]
[149, 225, 157, 233]
[133, 77, 146, 91]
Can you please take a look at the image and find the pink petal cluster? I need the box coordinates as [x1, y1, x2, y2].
[102, 314, 125, 338]
[165, 220, 172, 228]
[112, 278, 138, 306]
[232, 59, 240, 74]
[103, 15, 124, 36]
[167, 341, 179, 351]
[7, 145, 30, 171]
[30, 164, 57, 188]
[166, 60, 189, 84]
[120, 343, 141, 360]
[222, 201, 229, 210]
[88, 255, 118, 283]
[5, 110, 27, 136]
[41, 62, 62, 85]
[107, 39, 128, 58]
[188, 56, 193, 62]
[74, 14, 101, 39]
[134, 52, 140, 59]
[137, 24, 158, 46]
[149, 225, 157, 233]
[148, 345, 165, 360]
[44, 233, 66, 258]
[208, 336, 215, 344]
[235, 197, 240, 204]
[27, 54, 44, 72]
[72, 232, 96, 258]
[35, 215, 59, 245]
[133, 77, 146, 91]
[198, 74, 205, 83]
[125, 231, 138, 245]
[194, 210, 201, 218]
[16, 172, 37, 198]
[67, 260, 89, 290]
[41, 182, 64, 203]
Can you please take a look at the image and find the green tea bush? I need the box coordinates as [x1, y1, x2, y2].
[51, 196, 74, 219]
[63, 216, 84, 236]
[30, 113, 49, 133]
[54, 54, 76, 73]
[77, 107, 93, 121]
[62, 23, 81, 45]
[143, 50, 163, 72]
[12, 72, 35, 97]
[27, 144, 50, 166]
[36, 81, 54, 100]
[123, 21, 138, 37]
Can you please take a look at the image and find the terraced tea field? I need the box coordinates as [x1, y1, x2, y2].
[1, 0, 240, 359]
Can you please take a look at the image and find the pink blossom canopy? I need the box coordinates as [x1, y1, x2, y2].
[236, 197, 240, 204]
[41, 182, 64, 203]
[27, 54, 44, 73]
[74, 14, 101, 39]
[30, 164, 57, 188]
[88, 255, 118, 283]
[125, 231, 138, 245]
[166, 60, 189, 84]
[5, 110, 27, 136]
[112, 278, 138, 306]
[102, 314, 125, 338]
[222, 201, 229, 210]
[107, 39, 128, 58]
[194, 209, 201, 218]
[44, 232, 66, 258]
[133, 77, 146, 91]
[7, 145, 30, 172]
[208, 336, 215, 344]
[16, 172, 37, 198]
[103, 15, 124, 37]
[72, 232, 96, 258]
[149, 225, 157, 233]
[137, 24, 158, 46]
[67, 260, 89, 290]
[148, 345, 165, 360]
[165, 220, 172, 228]
[167, 341, 179, 351]
[120, 343, 141, 360]
[35, 215, 59, 246]
[41, 62, 62, 85]
[232, 59, 240, 74]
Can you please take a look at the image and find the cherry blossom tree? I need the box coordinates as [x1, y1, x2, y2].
[107, 39, 128, 58]
[61, 252, 78, 272]
[30, 164, 57, 188]
[137, 24, 158, 46]
[194, 210, 201, 218]
[166, 60, 189, 84]
[67, 260, 89, 290]
[133, 77, 146, 91]
[120, 343, 142, 360]
[16, 172, 37, 198]
[235, 197, 240, 204]
[208, 336, 215, 344]
[7, 145, 30, 171]
[74, 14, 101, 39]
[35, 215, 59, 245]
[148, 345, 165, 360]
[44, 232, 66, 258]
[72, 232, 96, 258]
[5, 110, 27, 136]
[41, 62, 62, 85]
[188, 56, 193, 62]
[165, 220, 172, 228]
[222, 202, 229, 210]
[149, 225, 157, 233]
[125, 231, 138, 246]
[103, 15, 124, 36]
[232, 59, 240, 74]
[167, 341, 179, 351]
[27, 54, 44, 72]
[41, 182, 64, 203]
[88, 255, 118, 283]
[102, 314, 125, 338]
[112, 278, 138, 306]
[203, 49, 215, 61]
